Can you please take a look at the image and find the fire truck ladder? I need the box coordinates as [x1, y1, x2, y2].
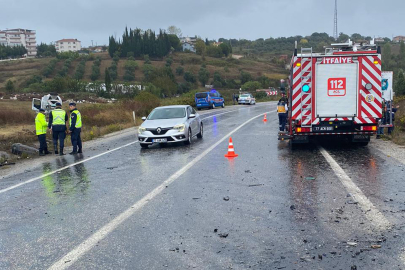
[300, 47, 313, 128]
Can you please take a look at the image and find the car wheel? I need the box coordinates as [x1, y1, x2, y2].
[184, 128, 192, 145]
[197, 123, 203, 138]
[221, 103, 225, 108]
[140, 143, 149, 149]
[197, 108, 201, 111]
[211, 103, 215, 109]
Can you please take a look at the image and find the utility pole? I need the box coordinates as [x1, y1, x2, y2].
[333, 0, 338, 40]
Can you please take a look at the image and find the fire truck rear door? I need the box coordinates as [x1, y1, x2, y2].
[315, 63, 358, 117]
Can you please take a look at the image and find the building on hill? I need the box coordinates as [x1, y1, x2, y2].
[393, 36, 405, 43]
[0, 28, 37, 57]
[182, 42, 196, 53]
[180, 36, 197, 53]
[55, 39, 81, 53]
[212, 42, 223, 47]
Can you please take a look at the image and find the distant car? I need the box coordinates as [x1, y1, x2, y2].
[195, 90, 225, 110]
[238, 93, 256, 105]
[138, 105, 203, 148]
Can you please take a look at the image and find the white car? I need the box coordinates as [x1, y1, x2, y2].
[138, 105, 203, 148]
[238, 93, 256, 105]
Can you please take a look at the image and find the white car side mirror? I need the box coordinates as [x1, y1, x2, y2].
[189, 114, 196, 119]
[142, 117, 146, 121]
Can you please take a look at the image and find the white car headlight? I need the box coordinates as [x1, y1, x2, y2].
[173, 124, 185, 132]
[138, 127, 146, 134]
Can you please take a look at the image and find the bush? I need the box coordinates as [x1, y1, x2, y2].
[166, 58, 173, 67]
[42, 59, 59, 78]
[74, 59, 86, 80]
[90, 59, 101, 81]
[184, 71, 196, 84]
[176, 66, 184, 76]
[133, 91, 161, 116]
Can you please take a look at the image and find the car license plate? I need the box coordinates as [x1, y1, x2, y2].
[153, 138, 167, 143]
[313, 126, 334, 131]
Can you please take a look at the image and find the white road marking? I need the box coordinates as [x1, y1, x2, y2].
[48, 110, 275, 270]
[0, 103, 275, 194]
[318, 146, 391, 229]
[0, 141, 138, 194]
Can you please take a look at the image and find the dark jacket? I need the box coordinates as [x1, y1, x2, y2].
[48, 109, 68, 132]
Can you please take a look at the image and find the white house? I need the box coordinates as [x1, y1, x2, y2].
[55, 39, 82, 53]
[182, 42, 196, 53]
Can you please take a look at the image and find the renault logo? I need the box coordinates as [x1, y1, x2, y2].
[157, 127, 162, 134]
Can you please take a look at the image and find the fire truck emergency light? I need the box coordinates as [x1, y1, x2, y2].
[302, 85, 310, 92]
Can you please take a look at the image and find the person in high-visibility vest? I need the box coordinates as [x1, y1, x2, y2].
[277, 101, 288, 132]
[35, 108, 50, 156]
[48, 102, 68, 155]
[68, 102, 83, 155]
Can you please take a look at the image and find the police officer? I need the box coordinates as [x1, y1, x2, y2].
[48, 102, 68, 155]
[68, 102, 82, 154]
[35, 108, 50, 156]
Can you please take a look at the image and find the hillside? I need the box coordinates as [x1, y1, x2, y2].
[0, 52, 288, 93]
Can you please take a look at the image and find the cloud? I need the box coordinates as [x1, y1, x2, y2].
[2, 0, 404, 46]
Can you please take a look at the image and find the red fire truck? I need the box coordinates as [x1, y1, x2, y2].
[280, 40, 382, 146]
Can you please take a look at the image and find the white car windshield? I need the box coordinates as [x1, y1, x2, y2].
[148, 108, 186, 120]
[240, 94, 250, 98]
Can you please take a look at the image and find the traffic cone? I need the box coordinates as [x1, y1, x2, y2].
[263, 114, 268, 122]
[224, 137, 238, 158]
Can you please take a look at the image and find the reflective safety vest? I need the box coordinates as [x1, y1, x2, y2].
[277, 102, 287, 113]
[35, 113, 48, 135]
[51, 109, 66, 126]
[70, 109, 82, 128]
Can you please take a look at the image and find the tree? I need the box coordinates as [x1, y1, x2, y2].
[241, 81, 261, 91]
[395, 69, 405, 96]
[206, 46, 223, 58]
[105, 68, 112, 93]
[399, 41, 405, 69]
[240, 71, 252, 84]
[168, 34, 181, 51]
[5, 80, 15, 93]
[382, 43, 393, 71]
[167, 26, 182, 37]
[338, 33, 350, 43]
[219, 43, 231, 57]
[184, 71, 196, 84]
[198, 67, 210, 86]
[176, 66, 184, 75]
[195, 39, 206, 56]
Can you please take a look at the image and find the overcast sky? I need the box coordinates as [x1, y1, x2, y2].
[1, 0, 404, 47]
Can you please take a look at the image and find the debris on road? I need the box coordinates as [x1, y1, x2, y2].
[248, 184, 264, 187]
[347, 242, 358, 247]
[223, 196, 230, 201]
[371, 245, 381, 249]
[305, 176, 315, 180]
[214, 229, 218, 233]
[218, 233, 229, 238]
[290, 205, 296, 210]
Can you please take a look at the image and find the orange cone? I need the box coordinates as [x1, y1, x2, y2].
[263, 114, 267, 122]
[224, 137, 238, 158]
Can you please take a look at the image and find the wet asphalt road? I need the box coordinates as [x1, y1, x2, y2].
[1, 102, 405, 270]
